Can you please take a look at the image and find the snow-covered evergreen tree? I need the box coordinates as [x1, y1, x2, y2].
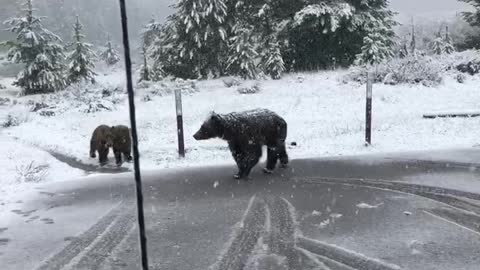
[155, 0, 228, 78]
[260, 39, 285, 79]
[431, 31, 445, 55]
[141, 17, 162, 48]
[443, 26, 455, 54]
[66, 16, 96, 84]
[226, 25, 259, 79]
[100, 35, 120, 66]
[356, 30, 394, 66]
[139, 44, 151, 82]
[286, 0, 397, 70]
[2, 0, 66, 94]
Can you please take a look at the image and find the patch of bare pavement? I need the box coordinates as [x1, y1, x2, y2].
[2, 148, 480, 270]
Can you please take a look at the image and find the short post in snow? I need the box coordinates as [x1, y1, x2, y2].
[175, 89, 185, 157]
[365, 72, 373, 146]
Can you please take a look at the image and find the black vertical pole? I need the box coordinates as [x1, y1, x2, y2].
[365, 72, 372, 146]
[118, 1, 149, 269]
[175, 89, 185, 158]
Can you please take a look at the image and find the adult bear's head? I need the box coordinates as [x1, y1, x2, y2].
[193, 112, 223, 140]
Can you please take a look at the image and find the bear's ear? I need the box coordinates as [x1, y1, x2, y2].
[211, 112, 220, 121]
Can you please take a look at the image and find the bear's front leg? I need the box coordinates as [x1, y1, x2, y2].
[233, 144, 262, 179]
[114, 150, 122, 166]
[98, 147, 109, 166]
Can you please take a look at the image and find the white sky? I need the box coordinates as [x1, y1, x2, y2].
[389, 0, 472, 21]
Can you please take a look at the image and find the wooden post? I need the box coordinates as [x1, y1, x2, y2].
[365, 72, 372, 146]
[175, 89, 185, 157]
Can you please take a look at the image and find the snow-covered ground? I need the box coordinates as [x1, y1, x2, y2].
[1, 62, 480, 194]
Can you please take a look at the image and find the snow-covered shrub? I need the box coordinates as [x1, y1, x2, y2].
[30, 102, 49, 112]
[2, 114, 20, 128]
[15, 161, 49, 183]
[84, 102, 112, 113]
[456, 73, 467, 83]
[296, 75, 305, 83]
[222, 77, 241, 88]
[237, 81, 261, 94]
[142, 95, 153, 102]
[456, 61, 480, 75]
[344, 56, 444, 86]
[0, 97, 10, 105]
[0, 83, 6, 89]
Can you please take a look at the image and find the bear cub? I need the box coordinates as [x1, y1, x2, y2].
[193, 109, 289, 179]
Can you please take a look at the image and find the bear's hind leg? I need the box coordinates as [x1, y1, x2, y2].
[263, 147, 278, 174]
[123, 150, 132, 162]
[278, 140, 289, 168]
[90, 139, 96, 158]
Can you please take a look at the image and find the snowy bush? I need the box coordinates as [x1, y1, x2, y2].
[222, 77, 241, 88]
[2, 114, 20, 128]
[15, 161, 49, 183]
[456, 73, 467, 83]
[456, 61, 480, 75]
[344, 55, 446, 86]
[237, 81, 261, 94]
[0, 97, 10, 105]
[0, 83, 6, 89]
[30, 102, 49, 112]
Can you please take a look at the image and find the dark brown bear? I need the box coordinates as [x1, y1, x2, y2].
[111, 125, 132, 166]
[193, 109, 289, 179]
[90, 125, 114, 165]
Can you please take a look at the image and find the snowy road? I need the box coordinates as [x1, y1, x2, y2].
[2, 149, 480, 270]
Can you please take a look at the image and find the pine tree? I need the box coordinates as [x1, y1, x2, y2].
[356, 30, 394, 66]
[2, 0, 66, 94]
[260, 38, 285, 79]
[156, 0, 228, 78]
[409, 18, 416, 56]
[66, 16, 97, 84]
[431, 31, 445, 55]
[226, 25, 259, 79]
[443, 26, 455, 54]
[100, 35, 120, 66]
[141, 17, 162, 48]
[139, 44, 151, 82]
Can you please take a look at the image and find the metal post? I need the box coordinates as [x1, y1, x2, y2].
[175, 89, 185, 157]
[365, 72, 373, 146]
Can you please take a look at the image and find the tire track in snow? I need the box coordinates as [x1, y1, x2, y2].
[300, 177, 480, 245]
[265, 196, 302, 270]
[212, 195, 266, 270]
[300, 177, 480, 214]
[297, 237, 402, 270]
[36, 202, 134, 270]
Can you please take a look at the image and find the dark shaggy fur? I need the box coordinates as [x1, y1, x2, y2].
[193, 109, 289, 179]
[90, 125, 114, 165]
[111, 125, 132, 166]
